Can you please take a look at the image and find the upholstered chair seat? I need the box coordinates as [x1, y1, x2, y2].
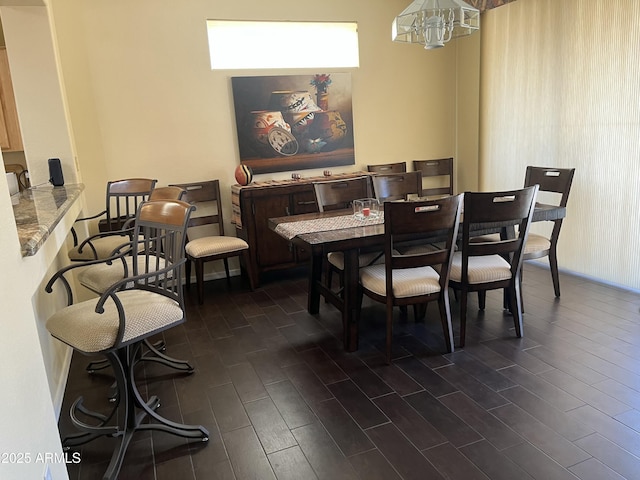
[47, 290, 182, 354]
[68, 234, 133, 261]
[471, 231, 551, 256]
[77, 256, 169, 294]
[360, 264, 441, 298]
[185, 235, 249, 258]
[327, 250, 382, 271]
[523, 233, 551, 255]
[449, 253, 512, 284]
[397, 243, 442, 256]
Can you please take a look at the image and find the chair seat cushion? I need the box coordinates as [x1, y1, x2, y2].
[68, 235, 132, 261]
[327, 250, 384, 270]
[360, 264, 441, 298]
[398, 243, 442, 255]
[524, 233, 551, 255]
[469, 233, 500, 243]
[78, 256, 169, 294]
[46, 290, 183, 354]
[471, 232, 551, 256]
[449, 253, 512, 284]
[185, 236, 249, 258]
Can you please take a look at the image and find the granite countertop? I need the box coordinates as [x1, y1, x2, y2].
[11, 183, 84, 257]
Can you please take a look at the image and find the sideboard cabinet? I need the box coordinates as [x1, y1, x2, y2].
[232, 172, 367, 286]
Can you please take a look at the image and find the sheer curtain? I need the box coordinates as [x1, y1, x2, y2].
[479, 0, 640, 290]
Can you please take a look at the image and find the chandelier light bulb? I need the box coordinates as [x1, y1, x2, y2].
[424, 15, 445, 49]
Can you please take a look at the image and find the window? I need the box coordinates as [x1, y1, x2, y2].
[207, 20, 359, 69]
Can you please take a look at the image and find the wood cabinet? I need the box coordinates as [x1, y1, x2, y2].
[232, 172, 367, 286]
[0, 47, 23, 152]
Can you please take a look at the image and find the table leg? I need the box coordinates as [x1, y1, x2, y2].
[308, 252, 323, 314]
[342, 249, 360, 352]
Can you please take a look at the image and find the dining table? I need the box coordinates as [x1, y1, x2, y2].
[268, 202, 566, 352]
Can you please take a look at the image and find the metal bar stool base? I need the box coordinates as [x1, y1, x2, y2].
[63, 343, 208, 480]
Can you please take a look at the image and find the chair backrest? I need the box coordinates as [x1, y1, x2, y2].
[149, 186, 186, 201]
[372, 171, 423, 203]
[313, 176, 373, 212]
[460, 186, 539, 280]
[413, 158, 454, 197]
[367, 162, 407, 173]
[384, 195, 462, 292]
[133, 199, 193, 270]
[104, 199, 194, 347]
[524, 166, 575, 207]
[103, 178, 157, 231]
[170, 180, 226, 235]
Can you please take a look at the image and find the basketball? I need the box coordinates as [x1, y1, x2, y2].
[235, 164, 253, 186]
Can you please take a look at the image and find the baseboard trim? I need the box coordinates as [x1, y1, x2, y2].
[525, 260, 640, 295]
[52, 345, 73, 420]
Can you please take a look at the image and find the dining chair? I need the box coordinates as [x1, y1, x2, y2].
[372, 171, 423, 203]
[312, 176, 382, 295]
[471, 166, 575, 304]
[313, 175, 373, 212]
[357, 195, 462, 363]
[171, 179, 256, 304]
[68, 178, 157, 261]
[45, 199, 209, 480]
[523, 166, 575, 297]
[372, 170, 433, 318]
[413, 158, 454, 197]
[449, 185, 538, 347]
[367, 162, 407, 173]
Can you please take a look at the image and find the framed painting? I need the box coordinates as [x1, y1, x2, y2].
[231, 73, 355, 174]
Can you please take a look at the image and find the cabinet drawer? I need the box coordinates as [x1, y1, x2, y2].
[291, 190, 318, 214]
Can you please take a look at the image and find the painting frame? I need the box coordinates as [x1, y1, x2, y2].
[231, 73, 355, 174]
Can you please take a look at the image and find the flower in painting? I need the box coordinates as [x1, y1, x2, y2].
[310, 74, 332, 93]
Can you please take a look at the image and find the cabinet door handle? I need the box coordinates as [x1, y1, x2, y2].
[285, 206, 291, 216]
[297, 200, 316, 205]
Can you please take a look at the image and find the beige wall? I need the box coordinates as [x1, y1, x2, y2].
[48, 0, 468, 249]
[479, 0, 640, 291]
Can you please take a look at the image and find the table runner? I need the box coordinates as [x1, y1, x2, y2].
[274, 214, 383, 240]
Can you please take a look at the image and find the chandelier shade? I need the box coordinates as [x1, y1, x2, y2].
[392, 0, 480, 49]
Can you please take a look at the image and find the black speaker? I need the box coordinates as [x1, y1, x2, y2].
[48, 158, 64, 187]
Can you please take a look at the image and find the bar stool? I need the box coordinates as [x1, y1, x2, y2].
[45, 200, 208, 480]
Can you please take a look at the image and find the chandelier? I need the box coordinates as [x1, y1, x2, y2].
[392, 0, 480, 50]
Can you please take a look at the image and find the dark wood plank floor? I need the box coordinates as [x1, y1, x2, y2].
[60, 262, 640, 480]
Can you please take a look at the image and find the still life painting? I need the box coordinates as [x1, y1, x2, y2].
[231, 73, 355, 174]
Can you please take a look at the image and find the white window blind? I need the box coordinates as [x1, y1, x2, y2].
[207, 20, 359, 69]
